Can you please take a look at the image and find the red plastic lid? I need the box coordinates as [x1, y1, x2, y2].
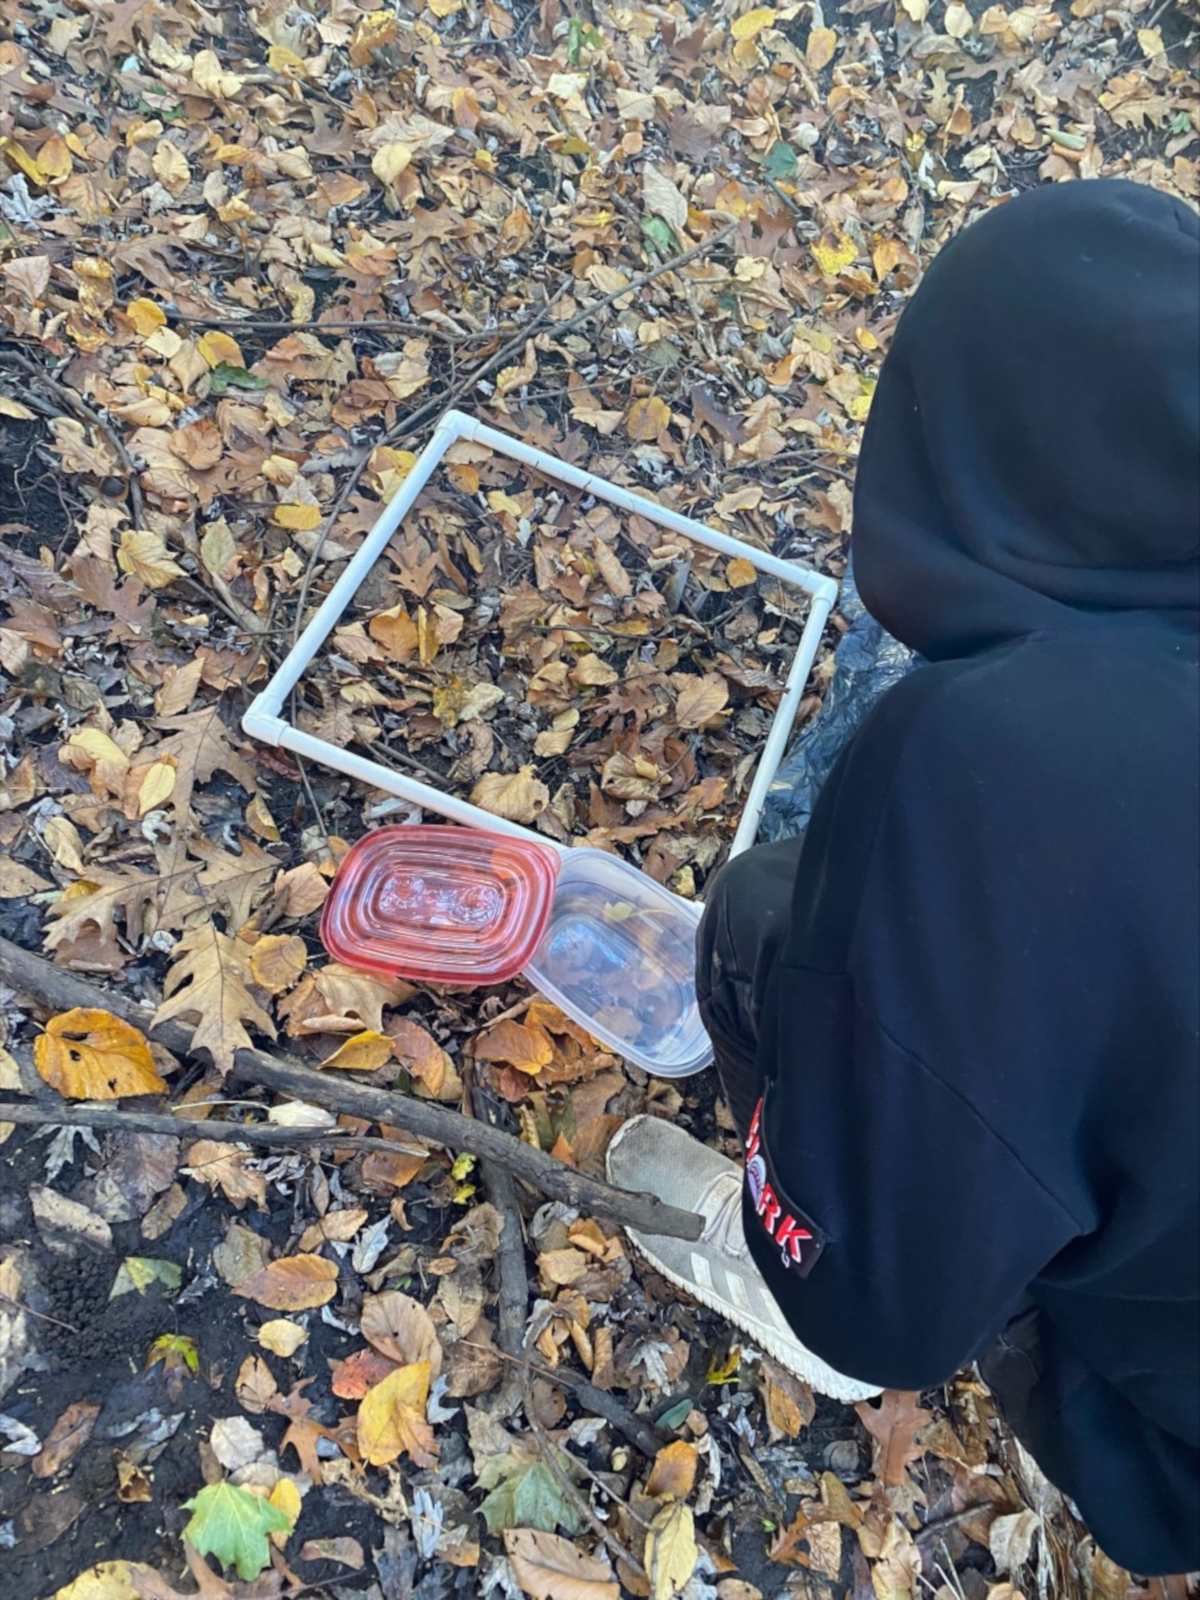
[320, 825, 560, 986]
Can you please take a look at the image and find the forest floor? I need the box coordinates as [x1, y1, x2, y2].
[0, 0, 1196, 1596]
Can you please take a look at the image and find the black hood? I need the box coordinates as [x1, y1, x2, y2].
[852, 180, 1200, 662]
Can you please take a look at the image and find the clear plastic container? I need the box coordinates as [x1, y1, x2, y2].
[524, 850, 713, 1078]
[320, 825, 560, 985]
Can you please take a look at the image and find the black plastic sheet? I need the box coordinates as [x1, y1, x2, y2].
[759, 568, 919, 843]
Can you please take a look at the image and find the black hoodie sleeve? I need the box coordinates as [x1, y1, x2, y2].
[745, 652, 1087, 1391]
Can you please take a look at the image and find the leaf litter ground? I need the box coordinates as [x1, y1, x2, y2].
[0, 0, 1195, 1595]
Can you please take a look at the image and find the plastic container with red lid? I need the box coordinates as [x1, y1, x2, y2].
[320, 825, 560, 986]
[321, 825, 713, 1077]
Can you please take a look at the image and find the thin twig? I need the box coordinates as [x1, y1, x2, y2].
[1, 344, 146, 526]
[0, 1289, 80, 1334]
[171, 315, 494, 343]
[469, 1077, 527, 1421]
[520, 1333, 646, 1577]
[468, 1343, 670, 1458]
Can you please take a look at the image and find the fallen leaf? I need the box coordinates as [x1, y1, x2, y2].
[626, 396, 671, 441]
[357, 1359, 437, 1467]
[854, 1390, 934, 1488]
[470, 767, 549, 824]
[730, 8, 777, 40]
[249, 933, 308, 994]
[726, 557, 757, 588]
[989, 1509, 1039, 1575]
[236, 1254, 339, 1311]
[643, 165, 688, 232]
[475, 1019, 555, 1075]
[320, 1030, 394, 1072]
[646, 1500, 697, 1600]
[182, 1481, 292, 1582]
[675, 673, 729, 729]
[117, 529, 185, 589]
[645, 1439, 697, 1500]
[183, 1139, 267, 1210]
[360, 1289, 443, 1378]
[32, 1399, 100, 1478]
[35, 1008, 167, 1100]
[257, 1319, 308, 1358]
[153, 923, 276, 1076]
[387, 1016, 454, 1095]
[806, 26, 837, 68]
[503, 1528, 618, 1600]
[48, 1564, 160, 1600]
[109, 1256, 181, 1297]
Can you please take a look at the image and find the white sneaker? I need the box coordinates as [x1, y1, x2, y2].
[606, 1114, 881, 1403]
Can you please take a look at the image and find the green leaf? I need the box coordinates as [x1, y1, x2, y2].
[655, 1397, 694, 1431]
[146, 1332, 199, 1375]
[183, 1482, 293, 1580]
[641, 216, 678, 255]
[477, 1453, 583, 1536]
[763, 140, 797, 180]
[209, 363, 270, 395]
[110, 1257, 182, 1298]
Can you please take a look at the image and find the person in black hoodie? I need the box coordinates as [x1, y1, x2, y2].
[606, 180, 1200, 1576]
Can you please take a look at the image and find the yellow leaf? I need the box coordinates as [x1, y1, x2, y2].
[900, 0, 929, 18]
[320, 1030, 394, 1072]
[258, 1319, 308, 1357]
[117, 528, 185, 589]
[246, 793, 281, 840]
[197, 330, 246, 369]
[428, 0, 462, 14]
[626, 395, 670, 441]
[646, 1439, 698, 1500]
[126, 297, 167, 336]
[646, 1501, 697, 1600]
[249, 934, 308, 994]
[1137, 25, 1164, 55]
[812, 232, 858, 278]
[726, 557, 758, 589]
[0, 135, 49, 186]
[151, 140, 190, 196]
[730, 7, 777, 40]
[273, 503, 323, 531]
[137, 759, 177, 816]
[357, 1360, 437, 1467]
[0, 397, 36, 419]
[266, 42, 307, 73]
[35, 1008, 167, 1101]
[267, 1476, 301, 1538]
[49, 1562, 160, 1600]
[806, 26, 837, 68]
[235, 1254, 339, 1311]
[38, 136, 73, 180]
[372, 143, 413, 185]
[192, 48, 244, 97]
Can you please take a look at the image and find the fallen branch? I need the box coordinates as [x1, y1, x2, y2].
[470, 1080, 528, 1422]
[0, 936, 702, 1242]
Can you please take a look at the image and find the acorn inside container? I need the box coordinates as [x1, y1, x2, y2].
[320, 826, 713, 1078]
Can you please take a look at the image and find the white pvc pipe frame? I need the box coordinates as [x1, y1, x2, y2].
[243, 409, 838, 861]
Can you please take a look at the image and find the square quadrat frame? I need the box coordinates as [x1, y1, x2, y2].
[243, 409, 838, 864]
